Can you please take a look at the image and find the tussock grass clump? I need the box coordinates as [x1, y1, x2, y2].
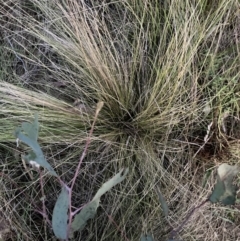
[1, 0, 240, 240]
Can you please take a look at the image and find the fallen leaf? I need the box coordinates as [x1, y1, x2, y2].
[210, 163, 240, 205]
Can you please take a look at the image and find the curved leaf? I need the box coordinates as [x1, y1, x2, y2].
[52, 186, 69, 240]
[93, 168, 129, 201]
[14, 115, 58, 176]
[70, 168, 129, 236]
[70, 199, 99, 236]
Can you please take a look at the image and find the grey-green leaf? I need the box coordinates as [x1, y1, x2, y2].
[92, 168, 129, 201]
[23, 151, 37, 162]
[52, 186, 69, 240]
[21, 113, 39, 141]
[140, 234, 154, 241]
[209, 163, 240, 205]
[70, 168, 129, 236]
[70, 199, 99, 236]
[209, 176, 225, 203]
[15, 115, 58, 177]
[156, 187, 168, 217]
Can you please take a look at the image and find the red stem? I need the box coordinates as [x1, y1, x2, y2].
[103, 208, 130, 241]
[39, 169, 51, 227]
[66, 108, 100, 240]
[169, 199, 208, 239]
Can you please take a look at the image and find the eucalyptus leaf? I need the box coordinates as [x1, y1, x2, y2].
[70, 168, 129, 236]
[156, 187, 168, 217]
[70, 199, 99, 237]
[52, 186, 69, 240]
[210, 163, 240, 205]
[21, 113, 39, 141]
[93, 168, 129, 201]
[23, 151, 37, 162]
[140, 234, 154, 241]
[14, 115, 58, 176]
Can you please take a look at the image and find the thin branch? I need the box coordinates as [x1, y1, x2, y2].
[71, 102, 103, 190]
[39, 169, 51, 229]
[66, 102, 104, 240]
[103, 208, 130, 241]
[169, 199, 209, 239]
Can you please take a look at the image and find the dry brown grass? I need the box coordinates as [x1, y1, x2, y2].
[0, 0, 240, 240]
